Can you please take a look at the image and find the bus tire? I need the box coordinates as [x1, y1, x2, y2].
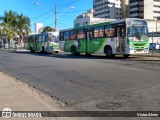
[41, 46, 45, 53]
[30, 47, 34, 53]
[105, 47, 113, 58]
[123, 54, 130, 58]
[71, 46, 79, 56]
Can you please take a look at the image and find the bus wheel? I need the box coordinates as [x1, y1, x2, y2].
[55, 51, 59, 53]
[123, 54, 130, 58]
[105, 47, 113, 58]
[71, 46, 78, 56]
[30, 47, 34, 53]
[41, 46, 45, 53]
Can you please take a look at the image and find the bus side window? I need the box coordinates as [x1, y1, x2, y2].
[64, 31, 69, 40]
[121, 27, 126, 38]
[59, 32, 64, 41]
[42, 35, 45, 42]
[77, 29, 85, 39]
[94, 26, 104, 38]
[45, 36, 48, 42]
[70, 30, 77, 40]
[105, 25, 115, 37]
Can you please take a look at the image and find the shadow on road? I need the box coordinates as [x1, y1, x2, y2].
[10, 51, 133, 60]
[9, 51, 160, 62]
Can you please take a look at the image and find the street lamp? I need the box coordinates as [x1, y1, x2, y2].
[34, 2, 75, 30]
[34, 2, 50, 13]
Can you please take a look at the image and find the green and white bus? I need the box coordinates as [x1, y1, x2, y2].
[25, 32, 60, 53]
[59, 18, 149, 57]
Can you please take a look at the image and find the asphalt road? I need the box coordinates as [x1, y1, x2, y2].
[0, 50, 160, 113]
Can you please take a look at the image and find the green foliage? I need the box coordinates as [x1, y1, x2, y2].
[0, 10, 31, 49]
[41, 26, 55, 33]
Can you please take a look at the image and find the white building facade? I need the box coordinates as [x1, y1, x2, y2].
[74, 9, 115, 28]
[35, 23, 43, 33]
[93, 0, 122, 19]
[130, 0, 160, 20]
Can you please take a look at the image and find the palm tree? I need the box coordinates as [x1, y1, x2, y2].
[0, 10, 17, 49]
[41, 26, 55, 33]
[15, 13, 31, 48]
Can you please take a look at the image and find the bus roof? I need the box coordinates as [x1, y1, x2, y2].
[60, 18, 147, 32]
[27, 32, 59, 37]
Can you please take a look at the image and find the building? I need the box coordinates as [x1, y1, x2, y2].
[93, 0, 122, 19]
[147, 19, 160, 32]
[74, 9, 115, 28]
[35, 23, 43, 33]
[130, 0, 160, 20]
[121, 0, 130, 18]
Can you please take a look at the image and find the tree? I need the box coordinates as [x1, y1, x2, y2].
[0, 10, 31, 49]
[41, 26, 55, 33]
[0, 10, 17, 49]
[15, 13, 31, 48]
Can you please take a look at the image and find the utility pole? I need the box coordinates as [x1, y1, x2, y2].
[55, 4, 57, 31]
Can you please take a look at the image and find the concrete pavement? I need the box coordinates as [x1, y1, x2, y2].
[0, 71, 58, 119]
[0, 71, 85, 120]
[1, 72, 159, 120]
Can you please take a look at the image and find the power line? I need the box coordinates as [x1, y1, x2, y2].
[57, 0, 80, 8]
[30, 8, 88, 21]
[31, 12, 51, 20]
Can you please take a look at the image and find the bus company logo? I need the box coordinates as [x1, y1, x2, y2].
[2, 108, 12, 118]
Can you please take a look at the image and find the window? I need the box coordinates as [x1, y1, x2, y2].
[29, 36, 34, 42]
[42, 35, 46, 42]
[64, 31, 69, 40]
[130, 0, 139, 3]
[77, 29, 85, 39]
[94, 26, 104, 38]
[45, 36, 48, 42]
[59, 32, 64, 41]
[154, 11, 160, 13]
[70, 31, 77, 40]
[130, 10, 139, 14]
[83, 22, 88, 26]
[105, 25, 115, 37]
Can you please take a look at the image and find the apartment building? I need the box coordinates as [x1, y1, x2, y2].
[121, 0, 130, 18]
[74, 9, 115, 28]
[93, 0, 122, 19]
[130, 0, 160, 20]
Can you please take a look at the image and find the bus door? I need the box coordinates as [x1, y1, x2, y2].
[35, 36, 39, 51]
[116, 23, 125, 53]
[86, 30, 93, 53]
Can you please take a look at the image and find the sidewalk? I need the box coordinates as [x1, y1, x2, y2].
[131, 53, 160, 57]
[0, 72, 57, 119]
[0, 72, 92, 120]
[0, 71, 76, 120]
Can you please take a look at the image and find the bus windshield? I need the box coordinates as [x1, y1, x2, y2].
[127, 25, 148, 37]
[127, 20, 148, 40]
[49, 36, 58, 43]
